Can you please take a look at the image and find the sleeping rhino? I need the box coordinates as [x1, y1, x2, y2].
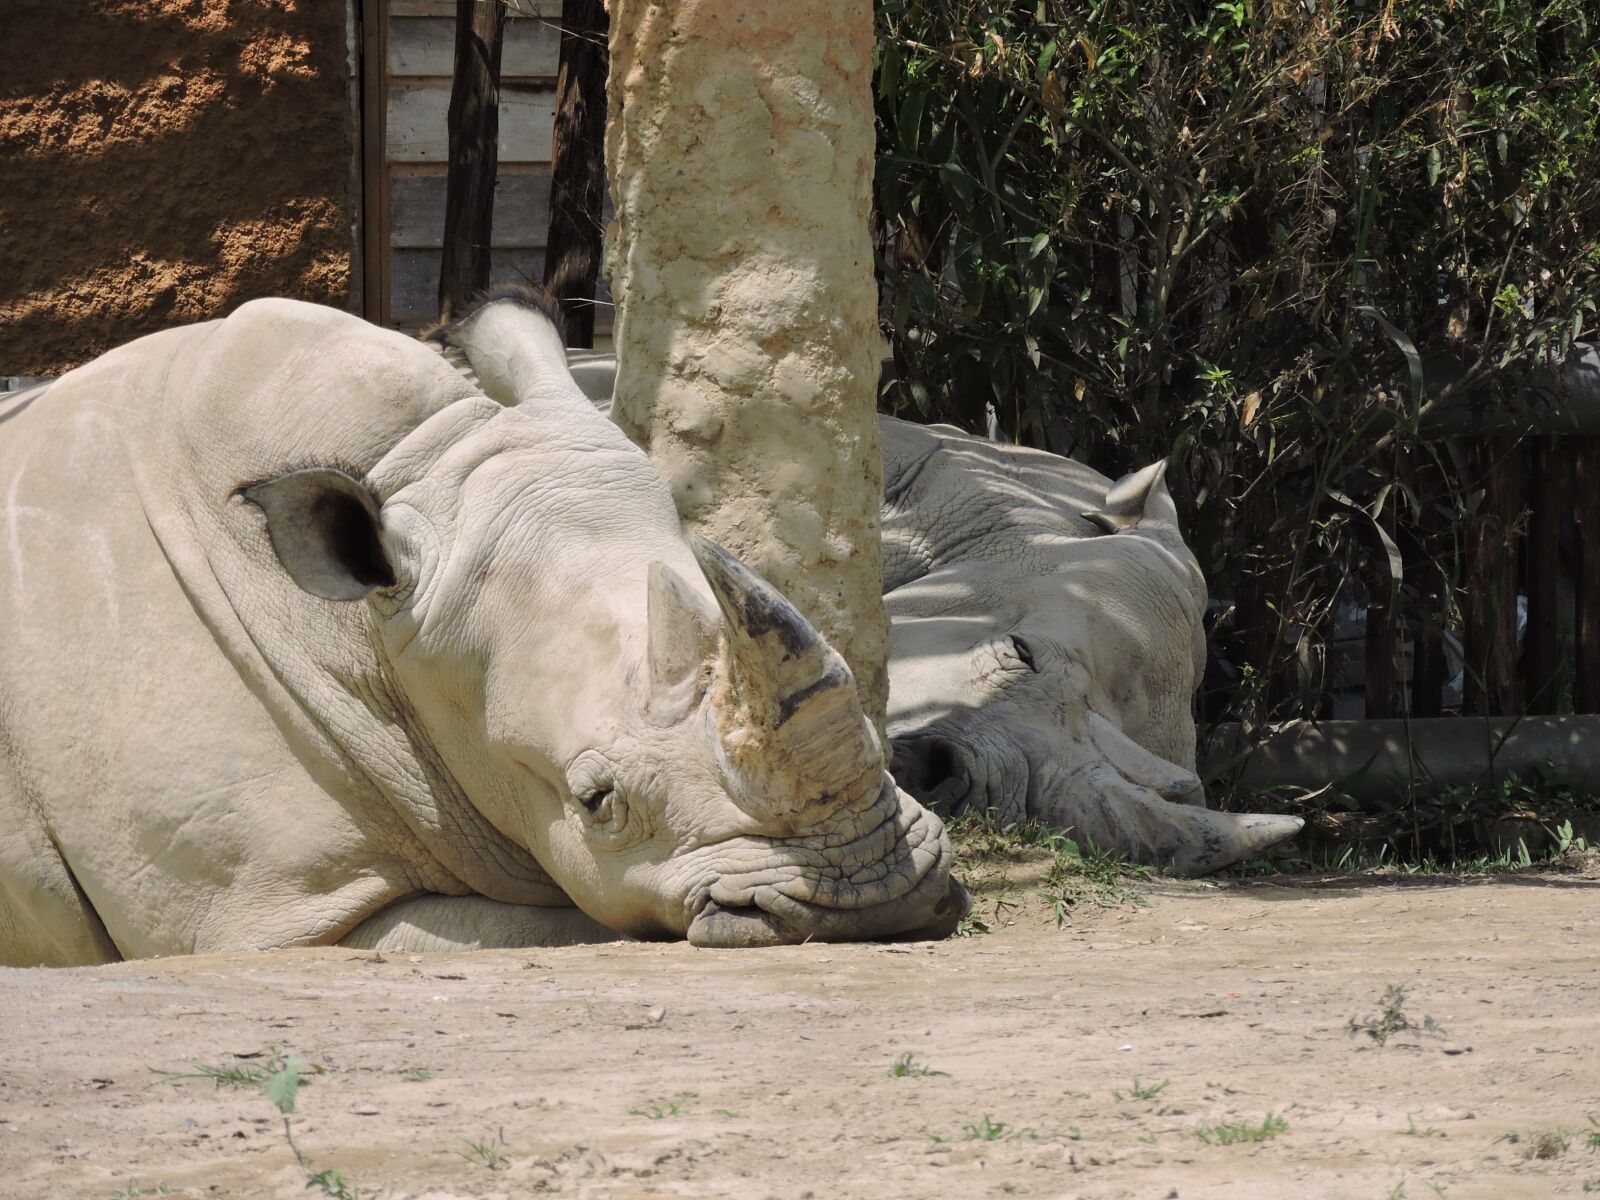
[876, 425, 1302, 872]
[0, 295, 962, 966]
[438, 292, 1300, 874]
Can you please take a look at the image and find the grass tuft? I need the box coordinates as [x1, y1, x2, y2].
[630, 1091, 698, 1120]
[1348, 984, 1443, 1047]
[889, 1052, 948, 1078]
[1113, 1077, 1170, 1102]
[457, 1128, 512, 1171]
[1195, 1113, 1289, 1145]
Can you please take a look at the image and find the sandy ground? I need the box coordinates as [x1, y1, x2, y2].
[2, 865, 1597, 1200]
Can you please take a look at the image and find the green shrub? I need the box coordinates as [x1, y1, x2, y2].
[874, 0, 1600, 727]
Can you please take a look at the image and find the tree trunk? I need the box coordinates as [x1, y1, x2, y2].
[544, 0, 608, 348]
[438, 0, 506, 322]
[605, 0, 892, 727]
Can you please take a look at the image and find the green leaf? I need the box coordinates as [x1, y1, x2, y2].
[265, 1058, 313, 1116]
[1036, 39, 1058, 82]
[1355, 306, 1424, 410]
[899, 88, 927, 156]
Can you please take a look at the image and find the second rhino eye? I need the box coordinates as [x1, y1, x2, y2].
[1008, 634, 1039, 673]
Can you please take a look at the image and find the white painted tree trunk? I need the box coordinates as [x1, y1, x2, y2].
[604, 0, 891, 726]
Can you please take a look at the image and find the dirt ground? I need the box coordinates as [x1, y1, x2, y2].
[2, 864, 1597, 1200]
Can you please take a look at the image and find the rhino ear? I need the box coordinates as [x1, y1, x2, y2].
[1081, 460, 1171, 534]
[242, 468, 396, 601]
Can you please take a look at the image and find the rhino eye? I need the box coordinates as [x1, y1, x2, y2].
[581, 787, 614, 816]
[1008, 635, 1039, 673]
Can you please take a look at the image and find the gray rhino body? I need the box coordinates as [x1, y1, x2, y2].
[875, 421, 1301, 872]
[0, 297, 960, 966]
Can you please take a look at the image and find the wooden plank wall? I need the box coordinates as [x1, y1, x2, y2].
[383, 0, 610, 333]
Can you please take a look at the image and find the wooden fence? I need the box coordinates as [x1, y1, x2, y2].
[1341, 344, 1600, 721]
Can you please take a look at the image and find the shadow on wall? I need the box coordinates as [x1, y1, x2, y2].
[0, 0, 355, 376]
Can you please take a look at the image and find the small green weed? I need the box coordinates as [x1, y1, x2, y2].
[1348, 984, 1443, 1046]
[401, 1067, 433, 1083]
[1552, 819, 1592, 855]
[713, 1108, 743, 1119]
[1403, 1117, 1443, 1138]
[111, 1188, 172, 1199]
[928, 1114, 1028, 1143]
[630, 1091, 697, 1119]
[889, 1052, 947, 1078]
[954, 910, 992, 936]
[305, 1169, 363, 1199]
[964, 1114, 1008, 1141]
[151, 1048, 364, 1197]
[1113, 1077, 1170, 1102]
[1586, 1114, 1600, 1150]
[1195, 1113, 1289, 1145]
[457, 1128, 512, 1171]
[263, 1055, 368, 1198]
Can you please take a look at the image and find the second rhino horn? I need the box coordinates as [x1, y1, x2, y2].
[689, 536, 882, 821]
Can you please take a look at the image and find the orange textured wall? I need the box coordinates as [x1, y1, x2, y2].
[0, 1, 356, 375]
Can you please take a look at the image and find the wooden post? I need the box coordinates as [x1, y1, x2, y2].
[544, 0, 609, 348]
[359, 0, 391, 326]
[1523, 437, 1563, 712]
[1461, 438, 1521, 716]
[438, 0, 507, 322]
[1575, 438, 1600, 712]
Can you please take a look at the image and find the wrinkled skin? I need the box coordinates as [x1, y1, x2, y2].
[878, 420, 1301, 873]
[544, 338, 1300, 874]
[0, 297, 960, 966]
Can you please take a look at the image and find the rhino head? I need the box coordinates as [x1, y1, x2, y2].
[884, 457, 1301, 874]
[242, 294, 961, 947]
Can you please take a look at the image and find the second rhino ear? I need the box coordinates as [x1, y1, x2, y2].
[1082, 460, 1171, 534]
[242, 468, 396, 601]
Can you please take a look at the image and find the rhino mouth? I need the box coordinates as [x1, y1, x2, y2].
[683, 778, 967, 948]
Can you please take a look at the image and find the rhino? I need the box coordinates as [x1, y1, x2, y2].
[436, 293, 1301, 874]
[0, 295, 962, 967]
[875, 424, 1302, 872]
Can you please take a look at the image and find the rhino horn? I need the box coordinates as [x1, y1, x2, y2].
[1050, 756, 1303, 876]
[689, 535, 881, 820]
[645, 560, 719, 725]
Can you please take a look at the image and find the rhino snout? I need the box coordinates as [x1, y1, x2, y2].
[687, 871, 968, 948]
